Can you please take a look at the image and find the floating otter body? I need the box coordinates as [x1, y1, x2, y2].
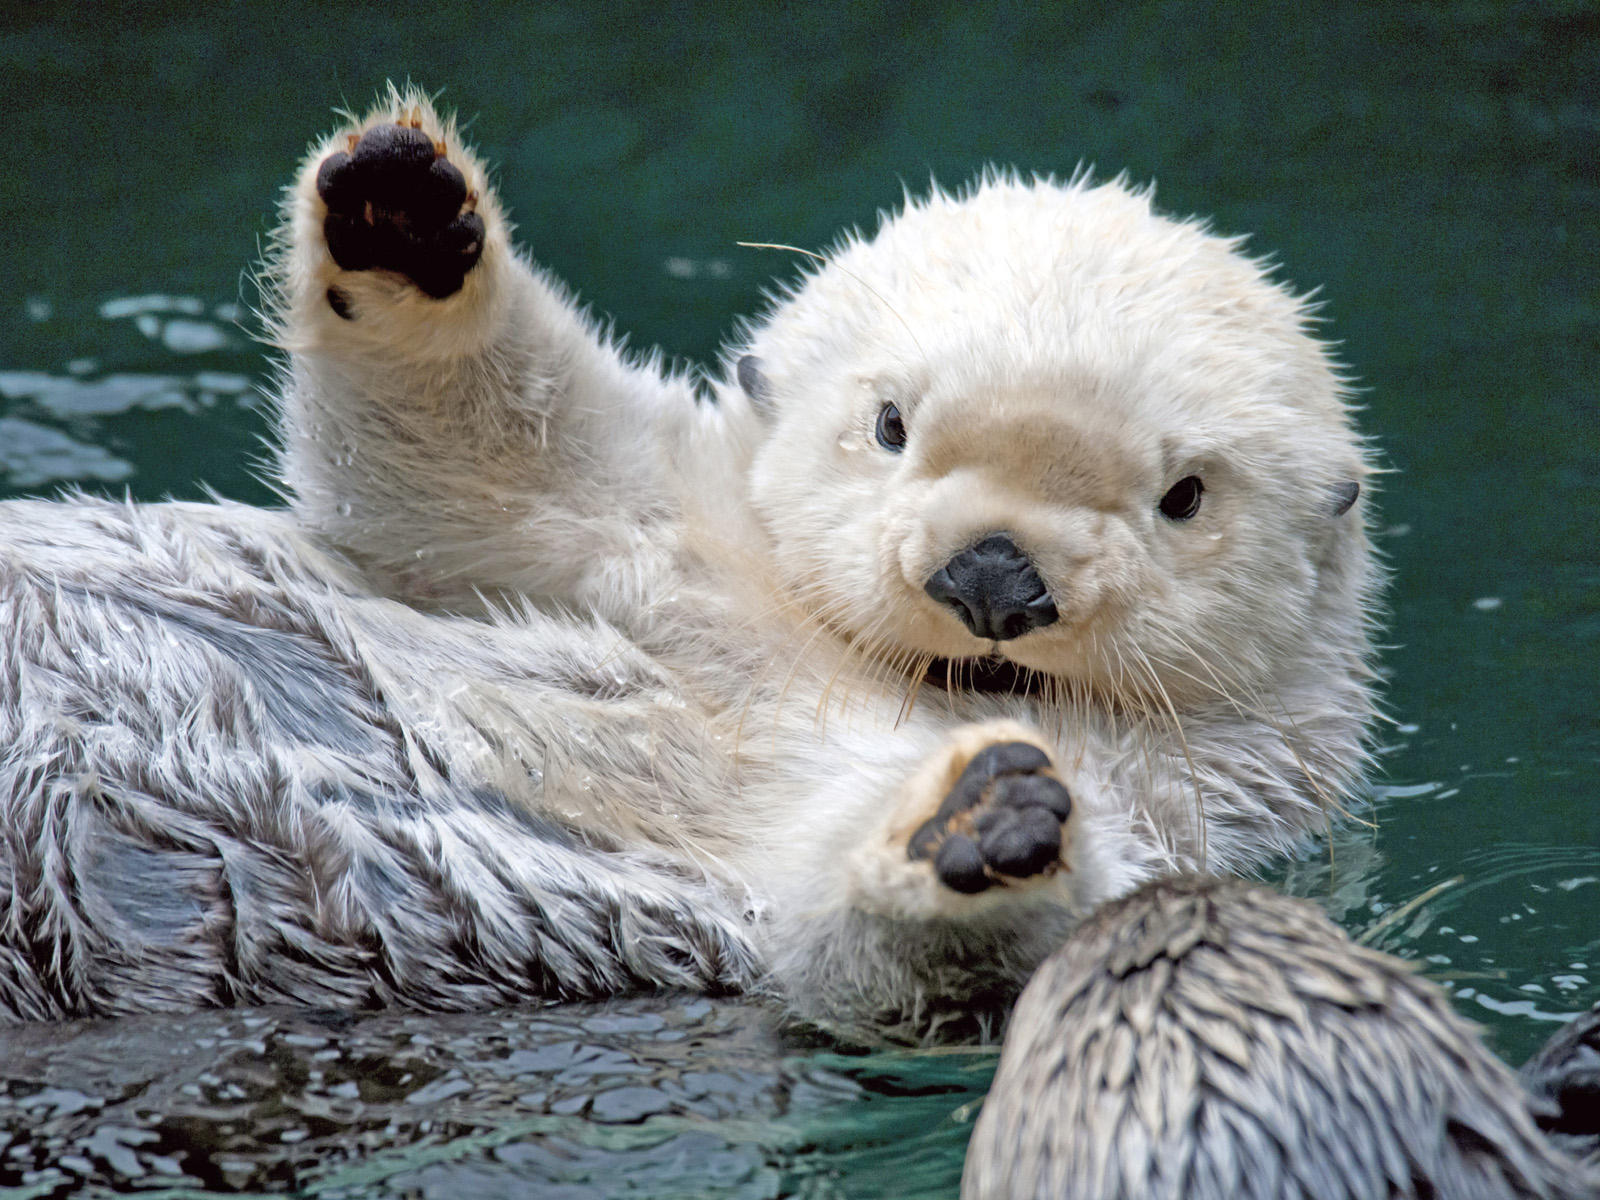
[964, 877, 1599, 1199]
[0, 89, 1376, 1036]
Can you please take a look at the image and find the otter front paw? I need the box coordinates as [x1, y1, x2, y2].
[316, 119, 485, 299]
[907, 740, 1072, 894]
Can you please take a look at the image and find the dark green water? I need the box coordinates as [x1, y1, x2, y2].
[1, 2, 1596, 1195]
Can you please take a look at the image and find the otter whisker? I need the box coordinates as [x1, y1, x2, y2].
[1122, 640, 1209, 870]
[872, 641, 927, 725]
[894, 652, 936, 728]
[815, 609, 890, 731]
[1152, 625, 1377, 833]
[734, 582, 863, 754]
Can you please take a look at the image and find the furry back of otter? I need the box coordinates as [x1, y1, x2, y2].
[0, 87, 1379, 1038]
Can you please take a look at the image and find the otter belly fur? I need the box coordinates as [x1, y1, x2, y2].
[964, 877, 1600, 1199]
[0, 88, 1378, 1037]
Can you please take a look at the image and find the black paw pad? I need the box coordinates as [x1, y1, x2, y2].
[908, 741, 1071, 893]
[316, 124, 483, 299]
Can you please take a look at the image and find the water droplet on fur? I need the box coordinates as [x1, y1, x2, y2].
[337, 502, 352, 517]
[836, 430, 861, 451]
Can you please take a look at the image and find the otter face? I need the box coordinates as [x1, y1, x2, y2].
[735, 175, 1370, 703]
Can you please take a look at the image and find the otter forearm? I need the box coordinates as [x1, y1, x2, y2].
[266, 94, 687, 612]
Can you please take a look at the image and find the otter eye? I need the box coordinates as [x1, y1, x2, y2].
[875, 402, 907, 452]
[1159, 476, 1204, 521]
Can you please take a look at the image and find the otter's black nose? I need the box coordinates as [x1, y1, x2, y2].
[924, 533, 1059, 642]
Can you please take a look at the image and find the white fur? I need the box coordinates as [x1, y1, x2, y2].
[0, 88, 1379, 1038]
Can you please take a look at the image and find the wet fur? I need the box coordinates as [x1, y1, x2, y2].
[0, 88, 1378, 1037]
[965, 877, 1599, 1199]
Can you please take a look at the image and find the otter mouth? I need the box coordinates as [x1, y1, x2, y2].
[924, 656, 1047, 697]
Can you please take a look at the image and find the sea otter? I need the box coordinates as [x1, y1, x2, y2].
[964, 876, 1599, 1199]
[0, 88, 1376, 1037]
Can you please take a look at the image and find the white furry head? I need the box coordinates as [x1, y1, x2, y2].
[720, 173, 1376, 709]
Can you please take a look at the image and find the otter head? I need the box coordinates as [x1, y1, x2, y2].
[727, 174, 1372, 706]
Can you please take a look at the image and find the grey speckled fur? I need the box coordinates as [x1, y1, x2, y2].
[0, 498, 760, 1020]
[964, 877, 1598, 1199]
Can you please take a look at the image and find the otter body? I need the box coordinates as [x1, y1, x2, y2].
[0, 90, 1377, 1036]
[964, 877, 1598, 1199]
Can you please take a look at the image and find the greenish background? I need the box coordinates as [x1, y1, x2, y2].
[1, 2, 1596, 1195]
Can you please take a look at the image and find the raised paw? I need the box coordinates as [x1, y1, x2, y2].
[907, 741, 1071, 894]
[316, 120, 485, 299]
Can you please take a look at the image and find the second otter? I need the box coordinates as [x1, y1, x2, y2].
[966, 877, 1599, 1199]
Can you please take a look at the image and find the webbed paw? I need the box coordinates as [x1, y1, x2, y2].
[316, 117, 484, 299]
[905, 734, 1071, 895]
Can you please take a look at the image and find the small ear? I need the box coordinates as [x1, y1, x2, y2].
[736, 354, 774, 413]
[1329, 480, 1360, 517]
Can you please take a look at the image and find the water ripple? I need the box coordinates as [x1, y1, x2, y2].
[0, 417, 133, 487]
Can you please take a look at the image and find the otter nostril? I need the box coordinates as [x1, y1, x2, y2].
[1024, 592, 1059, 627]
[924, 565, 962, 608]
[924, 533, 1060, 642]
